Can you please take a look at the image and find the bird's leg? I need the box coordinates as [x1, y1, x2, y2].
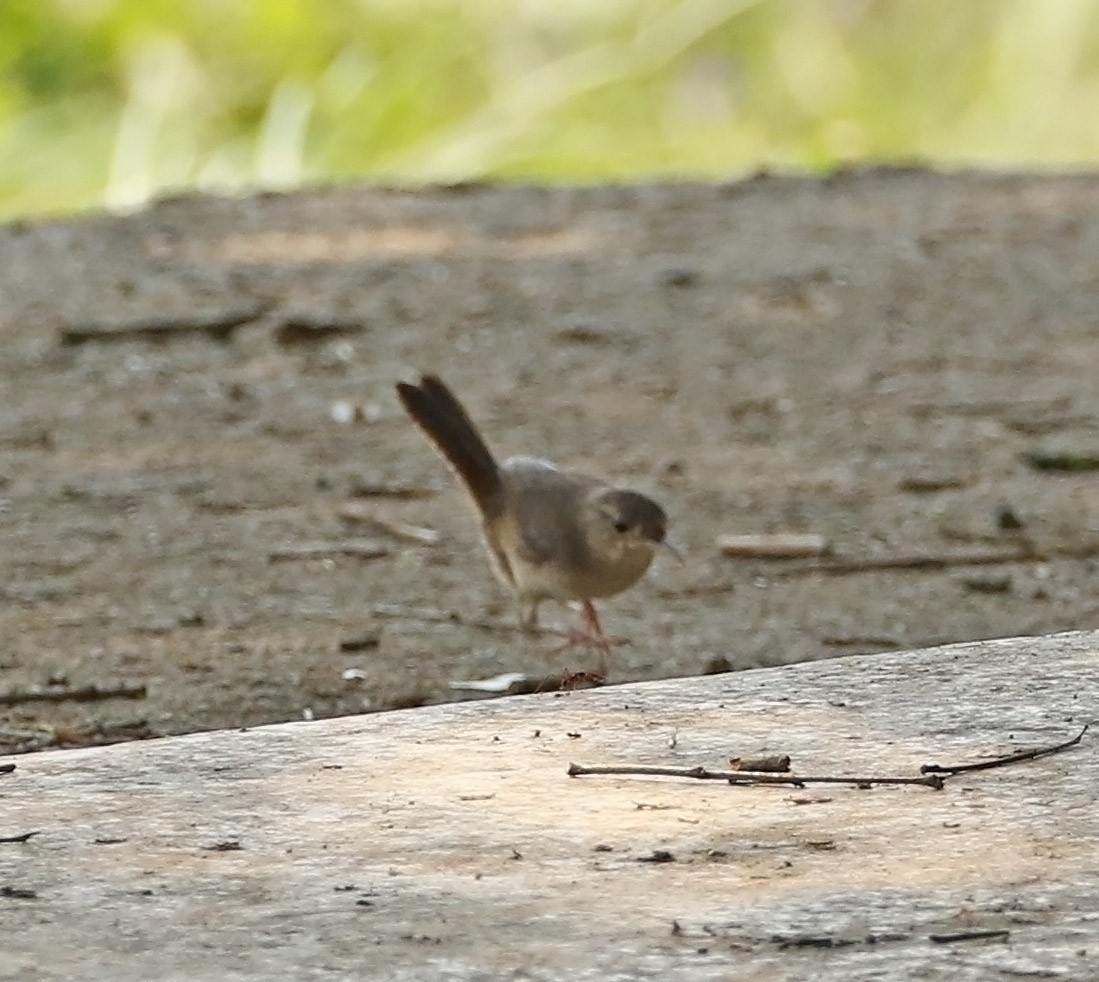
[580, 601, 612, 668]
[543, 600, 627, 679]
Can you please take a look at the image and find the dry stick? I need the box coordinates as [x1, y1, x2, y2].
[569, 726, 1088, 789]
[567, 763, 945, 790]
[58, 302, 271, 345]
[776, 545, 1034, 577]
[268, 541, 390, 562]
[0, 682, 147, 707]
[335, 507, 441, 546]
[780, 542, 1099, 578]
[920, 724, 1089, 775]
[716, 534, 831, 559]
[669, 541, 1099, 596]
[658, 547, 1039, 598]
[929, 929, 1010, 945]
[373, 602, 530, 635]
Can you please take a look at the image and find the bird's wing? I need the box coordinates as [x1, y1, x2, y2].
[501, 456, 600, 568]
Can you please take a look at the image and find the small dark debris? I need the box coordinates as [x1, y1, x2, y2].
[0, 764, 15, 775]
[773, 935, 858, 950]
[960, 573, 1012, 594]
[702, 655, 733, 675]
[996, 504, 1025, 530]
[566, 732, 582, 739]
[202, 840, 242, 852]
[593, 844, 613, 853]
[274, 315, 363, 346]
[898, 473, 973, 493]
[339, 633, 380, 652]
[334, 884, 358, 892]
[1022, 449, 1099, 472]
[355, 898, 375, 908]
[929, 929, 1009, 944]
[730, 754, 791, 773]
[349, 478, 432, 499]
[557, 320, 615, 345]
[93, 836, 127, 845]
[0, 885, 37, 900]
[659, 265, 700, 288]
[637, 850, 676, 864]
[385, 691, 430, 711]
[0, 831, 39, 844]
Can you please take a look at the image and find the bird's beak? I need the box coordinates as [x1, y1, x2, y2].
[658, 538, 685, 565]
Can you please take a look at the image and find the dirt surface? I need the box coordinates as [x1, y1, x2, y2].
[1, 170, 1097, 754]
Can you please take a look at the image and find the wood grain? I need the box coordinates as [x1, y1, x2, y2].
[1, 631, 1096, 981]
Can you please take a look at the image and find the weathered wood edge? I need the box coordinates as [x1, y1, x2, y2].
[1, 631, 1097, 982]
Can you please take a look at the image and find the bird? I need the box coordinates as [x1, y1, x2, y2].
[395, 373, 678, 676]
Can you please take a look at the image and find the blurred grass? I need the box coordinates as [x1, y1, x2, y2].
[3, 0, 1099, 219]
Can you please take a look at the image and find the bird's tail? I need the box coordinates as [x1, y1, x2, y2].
[396, 374, 504, 517]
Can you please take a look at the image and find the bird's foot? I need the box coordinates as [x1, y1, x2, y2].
[543, 600, 629, 679]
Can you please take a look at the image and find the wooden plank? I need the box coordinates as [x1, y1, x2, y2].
[1, 631, 1097, 981]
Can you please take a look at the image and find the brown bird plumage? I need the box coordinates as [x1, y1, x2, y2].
[396, 374, 675, 672]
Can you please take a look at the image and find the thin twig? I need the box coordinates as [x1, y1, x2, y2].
[349, 479, 434, 500]
[373, 602, 530, 634]
[570, 726, 1088, 790]
[658, 544, 1046, 597]
[59, 302, 270, 345]
[929, 929, 1010, 944]
[268, 540, 390, 562]
[0, 831, 40, 844]
[775, 546, 1035, 577]
[566, 763, 945, 790]
[0, 681, 147, 707]
[334, 506, 441, 545]
[716, 533, 831, 559]
[920, 724, 1089, 775]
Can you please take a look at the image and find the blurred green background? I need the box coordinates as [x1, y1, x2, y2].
[2, 0, 1099, 220]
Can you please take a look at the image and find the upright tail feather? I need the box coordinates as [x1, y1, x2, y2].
[396, 375, 505, 518]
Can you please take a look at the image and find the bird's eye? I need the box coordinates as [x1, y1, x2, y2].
[613, 519, 630, 534]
